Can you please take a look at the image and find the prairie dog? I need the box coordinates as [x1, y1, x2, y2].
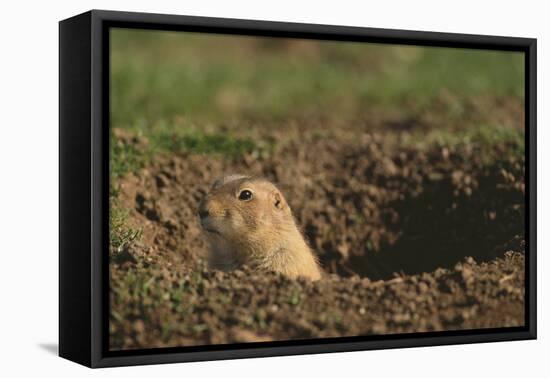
[198, 175, 322, 280]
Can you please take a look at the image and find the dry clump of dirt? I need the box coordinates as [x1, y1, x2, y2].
[109, 127, 525, 350]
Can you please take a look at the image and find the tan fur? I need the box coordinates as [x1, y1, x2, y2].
[198, 175, 322, 280]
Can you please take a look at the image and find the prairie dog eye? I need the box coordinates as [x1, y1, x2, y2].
[238, 189, 253, 201]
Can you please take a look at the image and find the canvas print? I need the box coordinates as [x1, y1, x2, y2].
[108, 28, 526, 350]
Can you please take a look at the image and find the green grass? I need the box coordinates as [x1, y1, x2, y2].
[111, 28, 525, 129]
[110, 125, 270, 180]
[402, 124, 525, 168]
[151, 129, 260, 158]
[404, 124, 524, 151]
[110, 137, 145, 179]
[109, 201, 142, 256]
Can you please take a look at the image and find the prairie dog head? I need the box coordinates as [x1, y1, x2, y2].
[199, 175, 292, 238]
[198, 174, 322, 280]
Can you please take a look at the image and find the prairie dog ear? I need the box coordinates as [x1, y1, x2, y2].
[272, 189, 287, 211]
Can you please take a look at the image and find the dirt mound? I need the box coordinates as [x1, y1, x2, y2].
[110, 252, 524, 349]
[109, 128, 525, 350]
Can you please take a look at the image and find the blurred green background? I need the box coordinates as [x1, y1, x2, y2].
[111, 28, 524, 130]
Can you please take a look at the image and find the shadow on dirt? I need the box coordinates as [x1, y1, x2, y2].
[329, 173, 524, 280]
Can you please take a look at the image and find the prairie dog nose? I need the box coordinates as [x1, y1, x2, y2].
[198, 203, 210, 219]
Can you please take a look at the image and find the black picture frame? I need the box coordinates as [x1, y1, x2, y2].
[59, 9, 537, 368]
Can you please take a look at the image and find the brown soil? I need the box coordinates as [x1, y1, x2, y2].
[109, 127, 525, 350]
